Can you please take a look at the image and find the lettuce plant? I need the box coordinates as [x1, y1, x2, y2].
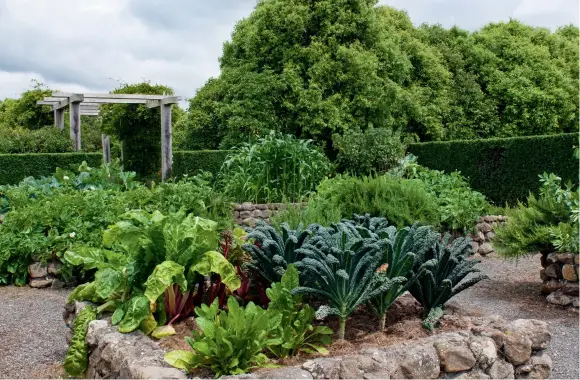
[65, 210, 240, 335]
[266, 264, 332, 357]
[165, 297, 282, 377]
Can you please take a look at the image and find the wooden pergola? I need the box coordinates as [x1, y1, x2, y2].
[37, 92, 179, 181]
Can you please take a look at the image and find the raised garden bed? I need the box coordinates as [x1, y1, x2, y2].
[64, 295, 552, 379]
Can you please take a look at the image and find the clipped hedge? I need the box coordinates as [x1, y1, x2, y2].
[408, 133, 579, 204]
[0, 150, 231, 185]
[172, 150, 229, 178]
[0, 153, 102, 185]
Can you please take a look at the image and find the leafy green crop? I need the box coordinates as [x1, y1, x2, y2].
[294, 222, 387, 339]
[63, 305, 97, 376]
[244, 222, 316, 284]
[165, 297, 281, 377]
[266, 264, 332, 357]
[65, 210, 239, 335]
[407, 229, 487, 330]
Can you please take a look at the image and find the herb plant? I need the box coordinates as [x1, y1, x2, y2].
[266, 264, 332, 357]
[165, 297, 281, 377]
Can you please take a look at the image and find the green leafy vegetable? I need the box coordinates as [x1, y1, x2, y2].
[63, 306, 97, 376]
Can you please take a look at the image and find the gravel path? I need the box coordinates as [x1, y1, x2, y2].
[453, 253, 579, 379]
[0, 286, 70, 379]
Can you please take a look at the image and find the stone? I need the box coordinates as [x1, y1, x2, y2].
[573, 298, 579, 308]
[470, 242, 480, 254]
[511, 319, 551, 350]
[483, 215, 498, 223]
[541, 279, 563, 294]
[468, 336, 497, 369]
[545, 252, 558, 265]
[255, 203, 268, 210]
[28, 262, 48, 278]
[539, 269, 549, 281]
[363, 372, 391, 379]
[555, 252, 574, 264]
[487, 358, 514, 379]
[252, 209, 263, 218]
[47, 261, 62, 275]
[240, 211, 252, 219]
[263, 209, 273, 218]
[441, 369, 491, 379]
[434, 336, 477, 372]
[29, 277, 54, 288]
[234, 211, 240, 218]
[241, 218, 257, 228]
[575, 254, 579, 265]
[503, 330, 532, 365]
[130, 366, 187, 379]
[478, 243, 494, 256]
[240, 202, 254, 211]
[544, 263, 561, 279]
[221, 375, 257, 379]
[259, 368, 312, 379]
[51, 278, 65, 289]
[339, 355, 380, 379]
[477, 222, 492, 233]
[514, 351, 552, 379]
[485, 231, 496, 241]
[474, 231, 485, 242]
[392, 344, 440, 379]
[562, 264, 578, 281]
[302, 358, 341, 379]
[562, 282, 579, 296]
[546, 289, 573, 306]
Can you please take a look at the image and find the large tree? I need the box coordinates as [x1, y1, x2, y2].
[183, 1, 579, 149]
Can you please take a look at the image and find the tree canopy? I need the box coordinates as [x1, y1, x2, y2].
[182, 0, 579, 149]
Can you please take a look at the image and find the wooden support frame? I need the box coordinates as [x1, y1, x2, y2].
[39, 92, 181, 181]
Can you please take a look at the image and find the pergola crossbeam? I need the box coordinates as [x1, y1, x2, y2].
[40, 92, 179, 182]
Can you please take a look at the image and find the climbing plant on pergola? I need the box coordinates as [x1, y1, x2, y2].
[37, 92, 179, 181]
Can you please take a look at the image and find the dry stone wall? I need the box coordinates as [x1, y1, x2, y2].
[233, 202, 304, 227]
[469, 215, 507, 256]
[64, 301, 551, 379]
[540, 252, 579, 308]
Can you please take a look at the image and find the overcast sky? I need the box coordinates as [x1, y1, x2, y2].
[0, 0, 578, 106]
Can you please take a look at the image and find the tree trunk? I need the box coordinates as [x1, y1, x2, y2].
[379, 313, 386, 331]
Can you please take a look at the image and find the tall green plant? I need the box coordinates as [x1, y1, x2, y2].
[407, 229, 487, 330]
[294, 222, 387, 339]
[220, 132, 331, 203]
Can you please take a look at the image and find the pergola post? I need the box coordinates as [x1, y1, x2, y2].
[54, 109, 64, 129]
[160, 103, 173, 182]
[69, 100, 82, 151]
[102, 134, 111, 164]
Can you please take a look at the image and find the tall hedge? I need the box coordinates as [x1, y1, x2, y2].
[0, 150, 230, 185]
[172, 150, 229, 178]
[0, 153, 103, 185]
[408, 133, 579, 204]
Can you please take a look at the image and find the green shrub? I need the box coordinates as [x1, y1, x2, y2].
[0, 126, 73, 154]
[220, 132, 331, 203]
[408, 133, 579, 204]
[332, 127, 407, 175]
[290, 175, 440, 229]
[165, 297, 281, 376]
[494, 172, 578, 257]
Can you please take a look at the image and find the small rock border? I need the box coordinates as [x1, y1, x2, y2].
[65, 302, 552, 379]
[469, 215, 507, 257]
[540, 251, 579, 308]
